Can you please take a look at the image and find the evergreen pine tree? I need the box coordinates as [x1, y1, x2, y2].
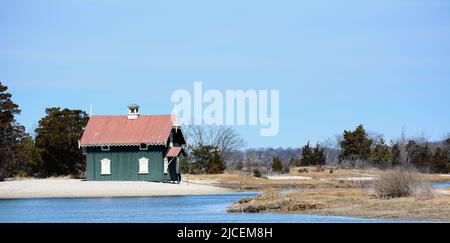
[191, 145, 227, 174]
[0, 82, 26, 181]
[312, 144, 326, 165]
[338, 124, 373, 162]
[406, 140, 432, 169]
[208, 149, 226, 174]
[431, 147, 449, 173]
[34, 108, 89, 176]
[272, 156, 283, 172]
[369, 138, 392, 166]
[300, 142, 313, 165]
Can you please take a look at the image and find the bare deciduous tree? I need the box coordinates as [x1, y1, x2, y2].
[185, 125, 247, 162]
[244, 150, 258, 175]
[368, 131, 384, 145]
[395, 127, 411, 166]
[320, 137, 339, 165]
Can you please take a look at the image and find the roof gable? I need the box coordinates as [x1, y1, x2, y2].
[80, 115, 176, 146]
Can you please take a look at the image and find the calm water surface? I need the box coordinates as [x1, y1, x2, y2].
[3, 182, 445, 223]
[0, 193, 405, 223]
[433, 182, 450, 188]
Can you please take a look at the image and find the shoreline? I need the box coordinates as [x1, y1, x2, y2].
[0, 178, 235, 199]
[227, 188, 450, 222]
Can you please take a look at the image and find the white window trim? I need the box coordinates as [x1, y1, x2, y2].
[100, 158, 111, 175]
[138, 157, 149, 174]
[175, 157, 180, 174]
[139, 143, 148, 151]
[101, 145, 110, 151]
[164, 157, 169, 174]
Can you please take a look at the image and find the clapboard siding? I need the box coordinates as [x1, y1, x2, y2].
[86, 146, 168, 181]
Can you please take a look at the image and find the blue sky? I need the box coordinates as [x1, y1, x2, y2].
[1, 0, 450, 148]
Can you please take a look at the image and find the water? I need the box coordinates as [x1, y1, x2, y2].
[432, 182, 450, 188]
[4, 183, 448, 223]
[0, 193, 398, 223]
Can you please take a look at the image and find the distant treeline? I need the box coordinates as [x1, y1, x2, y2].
[230, 146, 339, 166]
[230, 125, 450, 174]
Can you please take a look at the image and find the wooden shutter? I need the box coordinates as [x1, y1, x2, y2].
[139, 157, 149, 174]
[100, 158, 111, 175]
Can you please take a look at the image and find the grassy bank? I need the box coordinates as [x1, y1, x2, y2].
[227, 187, 450, 222]
[186, 167, 450, 222]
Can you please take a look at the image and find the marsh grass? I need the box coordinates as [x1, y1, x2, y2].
[373, 167, 434, 199]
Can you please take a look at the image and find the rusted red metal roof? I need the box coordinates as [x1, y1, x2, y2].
[166, 147, 183, 157]
[80, 115, 175, 146]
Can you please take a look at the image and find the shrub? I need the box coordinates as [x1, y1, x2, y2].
[373, 167, 433, 199]
[272, 156, 283, 172]
[234, 160, 244, 171]
[298, 168, 308, 173]
[253, 169, 261, 178]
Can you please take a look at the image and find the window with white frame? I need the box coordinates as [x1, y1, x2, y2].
[138, 157, 149, 174]
[100, 158, 111, 175]
[164, 157, 169, 174]
[101, 145, 110, 151]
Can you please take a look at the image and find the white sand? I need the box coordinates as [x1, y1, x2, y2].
[0, 179, 233, 199]
[361, 174, 379, 177]
[333, 177, 375, 182]
[265, 175, 312, 180]
[436, 189, 450, 195]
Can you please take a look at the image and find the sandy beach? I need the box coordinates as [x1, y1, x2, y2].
[0, 179, 234, 199]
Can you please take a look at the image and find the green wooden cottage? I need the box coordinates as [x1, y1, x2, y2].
[79, 104, 186, 182]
